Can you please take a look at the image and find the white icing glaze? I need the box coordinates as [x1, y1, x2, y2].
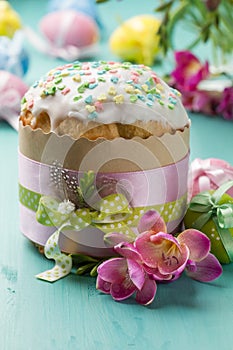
[20, 61, 190, 130]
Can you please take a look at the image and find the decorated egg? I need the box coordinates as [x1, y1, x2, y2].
[0, 31, 29, 77]
[0, 0, 22, 38]
[184, 181, 233, 264]
[47, 0, 102, 28]
[109, 15, 161, 66]
[39, 10, 99, 50]
[0, 70, 28, 129]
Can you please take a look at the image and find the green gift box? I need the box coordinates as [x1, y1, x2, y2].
[184, 181, 233, 264]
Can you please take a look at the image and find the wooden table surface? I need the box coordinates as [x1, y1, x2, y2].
[1, 1, 233, 349]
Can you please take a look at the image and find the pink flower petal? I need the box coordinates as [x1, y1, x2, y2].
[172, 51, 209, 92]
[137, 210, 167, 234]
[96, 275, 111, 294]
[110, 278, 136, 301]
[136, 231, 189, 274]
[144, 264, 173, 281]
[97, 258, 127, 284]
[114, 242, 142, 261]
[177, 229, 210, 262]
[157, 243, 189, 275]
[127, 259, 145, 290]
[186, 253, 223, 282]
[135, 278, 157, 305]
[135, 231, 160, 268]
[104, 232, 133, 247]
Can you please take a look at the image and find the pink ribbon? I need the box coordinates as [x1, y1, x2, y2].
[19, 152, 189, 255]
[188, 158, 233, 201]
[19, 151, 189, 207]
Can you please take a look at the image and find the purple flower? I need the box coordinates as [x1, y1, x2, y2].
[182, 90, 221, 115]
[217, 86, 233, 120]
[97, 210, 222, 304]
[171, 51, 209, 92]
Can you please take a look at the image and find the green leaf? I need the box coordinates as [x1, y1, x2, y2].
[76, 263, 96, 275]
[96, 0, 109, 3]
[72, 253, 99, 265]
[155, 1, 173, 12]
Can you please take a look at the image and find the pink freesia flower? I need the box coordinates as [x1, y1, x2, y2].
[97, 210, 222, 305]
[96, 243, 157, 305]
[171, 51, 209, 92]
[217, 86, 233, 120]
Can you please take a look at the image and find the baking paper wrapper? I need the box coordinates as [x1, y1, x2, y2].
[19, 123, 190, 257]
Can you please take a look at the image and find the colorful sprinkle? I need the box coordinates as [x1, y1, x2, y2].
[147, 94, 154, 101]
[78, 85, 86, 93]
[61, 87, 70, 95]
[113, 94, 124, 104]
[86, 105, 96, 113]
[137, 95, 146, 101]
[60, 72, 70, 77]
[124, 85, 135, 93]
[72, 75, 81, 82]
[130, 95, 138, 103]
[88, 111, 98, 120]
[98, 77, 106, 82]
[97, 94, 107, 102]
[21, 96, 27, 104]
[94, 101, 104, 112]
[168, 103, 175, 110]
[89, 83, 98, 89]
[141, 84, 148, 92]
[85, 95, 93, 104]
[97, 70, 106, 75]
[45, 86, 57, 96]
[146, 101, 153, 107]
[73, 96, 82, 102]
[33, 81, 39, 88]
[111, 76, 119, 84]
[168, 96, 177, 105]
[27, 99, 34, 108]
[156, 83, 164, 92]
[108, 86, 117, 96]
[57, 84, 65, 90]
[54, 77, 63, 84]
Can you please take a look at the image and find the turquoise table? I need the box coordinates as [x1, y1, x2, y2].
[1, 1, 233, 349]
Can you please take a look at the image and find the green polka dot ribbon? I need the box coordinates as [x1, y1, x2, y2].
[19, 183, 187, 282]
[19, 183, 187, 231]
[35, 227, 72, 282]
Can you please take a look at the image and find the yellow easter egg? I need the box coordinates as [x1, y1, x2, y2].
[0, 1, 22, 38]
[109, 15, 161, 66]
[184, 193, 233, 264]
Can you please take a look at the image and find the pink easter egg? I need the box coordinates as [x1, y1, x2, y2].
[0, 70, 28, 102]
[39, 10, 99, 49]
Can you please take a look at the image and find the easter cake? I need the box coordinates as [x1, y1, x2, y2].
[19, 61, 190, 257]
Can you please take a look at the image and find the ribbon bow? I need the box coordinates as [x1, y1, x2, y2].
[188, 158, 233, 200]
[189, 181, 233, 262]
[35, 193, 133, 282]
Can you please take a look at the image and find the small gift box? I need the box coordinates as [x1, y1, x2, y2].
[184, 181, 233, 264]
